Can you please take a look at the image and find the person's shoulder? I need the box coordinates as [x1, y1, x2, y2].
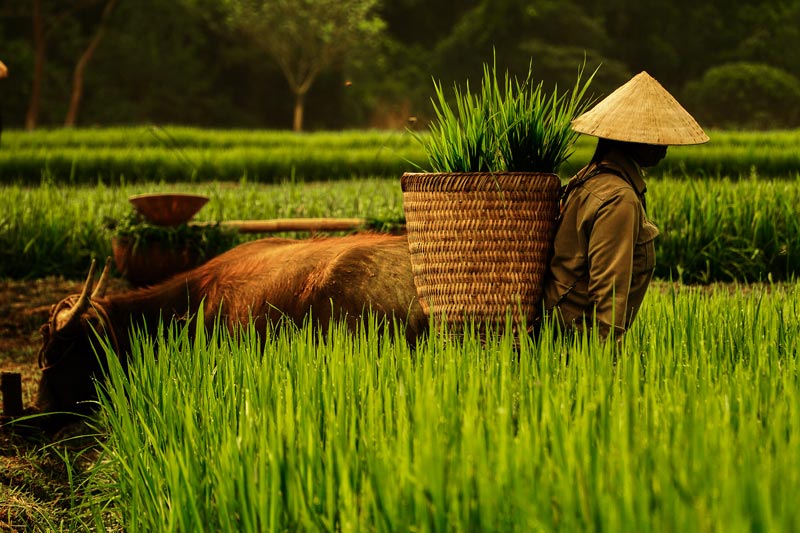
[582, 171, 635, 202]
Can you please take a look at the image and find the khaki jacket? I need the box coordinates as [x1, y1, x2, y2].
[542, 149, 659, 338]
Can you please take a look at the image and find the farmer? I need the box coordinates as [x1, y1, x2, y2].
[542, 71, 708, 339]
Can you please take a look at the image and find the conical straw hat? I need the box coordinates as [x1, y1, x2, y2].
[572, 71, 709, 145]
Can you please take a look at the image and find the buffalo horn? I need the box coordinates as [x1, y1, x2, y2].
[91, 257, 112, 299]
[56, 259, 97, 332]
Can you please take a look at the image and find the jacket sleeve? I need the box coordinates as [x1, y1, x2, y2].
[586, 189, 641, 338]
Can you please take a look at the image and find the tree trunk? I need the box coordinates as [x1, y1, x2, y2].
[292, 90, 305, 132]
[64, 0, 117, 127]
[25, 0, 44, 131]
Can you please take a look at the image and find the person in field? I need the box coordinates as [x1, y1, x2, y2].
[542, 71, 709, 339]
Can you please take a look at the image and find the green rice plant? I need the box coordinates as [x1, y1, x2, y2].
[109, 211, 239, 261]
[415, 58, 596, 173]
[417, 76, 499, 172]
[491, 61, 597, 172]
[3, 127, 800, 183]
[0, 182, 124, 278]
[649, 175, 800, 282]
[0, 178, 408, 278]
[2, 176, 800, 281]
[0, 129, 430, 184]
[0, 145, 430, 184]
[82, 281, 800, 531]
[1, 127, 425, 150]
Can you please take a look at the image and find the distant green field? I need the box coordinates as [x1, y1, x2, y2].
[2, 127, 798, 281]
[0, 128, 427, 183]
[1, 177, 798, 283]
[1, 127, 799, 183]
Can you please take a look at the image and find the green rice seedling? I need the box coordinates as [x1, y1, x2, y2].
[0, 178, 408, 278]
[417, 76, 499, 172]
[2, 176, 800, 281]
[0, 129, 429, 184]
[649, 174, 800, 282]
[2, 127, 425, 151]
[109, 211, 238, 262]
[3, 127, 800, 183]
[0, 182, 125, 278]
[491, 61, 597, 172]
[82, 282, 800, 532]
[414, 57, 595, 173]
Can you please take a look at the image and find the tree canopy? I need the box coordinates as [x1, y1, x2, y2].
[208, 0, 384, 131]
[1, 0, 799, 130]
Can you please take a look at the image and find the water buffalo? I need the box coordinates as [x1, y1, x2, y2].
[36, 233, 427, 416]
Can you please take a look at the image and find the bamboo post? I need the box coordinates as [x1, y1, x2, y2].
[191, 217, 367, 234]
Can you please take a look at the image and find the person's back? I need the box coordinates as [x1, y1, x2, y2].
[543, 150, 659, 338]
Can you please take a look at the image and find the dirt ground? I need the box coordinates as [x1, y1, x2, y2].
[0, 276, 127, 530]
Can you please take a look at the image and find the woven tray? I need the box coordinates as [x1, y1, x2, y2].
[401, 172, 560, 327]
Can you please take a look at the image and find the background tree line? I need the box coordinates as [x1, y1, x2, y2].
[1, 0, 799, 131]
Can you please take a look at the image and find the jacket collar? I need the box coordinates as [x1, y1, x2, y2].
[593, 147, 648, 195]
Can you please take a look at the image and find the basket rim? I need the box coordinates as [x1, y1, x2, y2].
[401, 171, 559, 178]
[401, 171, 561, 193]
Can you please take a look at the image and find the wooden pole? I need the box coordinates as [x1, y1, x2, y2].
[192, 217, 367, 234]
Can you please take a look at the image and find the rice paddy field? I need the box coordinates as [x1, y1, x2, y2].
[63, 284, 800, 531]
[1, 127, 799, 531]
[2, 127, 800, 183]
[1, 175, 798, 283]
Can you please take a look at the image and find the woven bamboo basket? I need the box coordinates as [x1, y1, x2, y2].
[401, 172, 560, 328]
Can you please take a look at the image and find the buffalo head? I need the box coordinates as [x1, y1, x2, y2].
[36, 258, 116, 415]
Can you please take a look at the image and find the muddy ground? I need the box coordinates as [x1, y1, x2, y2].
[0, 276, 127, 530]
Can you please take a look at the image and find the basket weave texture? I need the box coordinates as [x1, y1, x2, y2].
[401, 172, 560, 327]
